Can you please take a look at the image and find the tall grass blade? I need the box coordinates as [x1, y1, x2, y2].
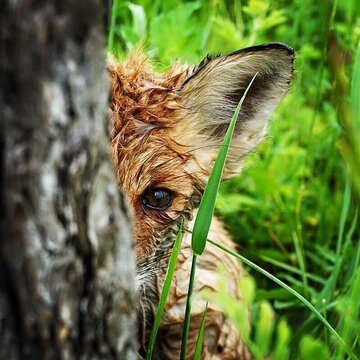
[350, 43, 360, 197]
[337, 268, 360, 360]
[146, 222, 183, 360]
[193, 303, 208, 360]
[180, 253, 197, 360]
[181, 74, 257, 359]
[292, 230, 309, 297]
[108, 0, 120, 52]
[191, 73, 258, 255]
[351, 43, 360, 131]
[318, 175, 351, 304]
[206, 237, 359, 360]
[259, 255, 325, 284]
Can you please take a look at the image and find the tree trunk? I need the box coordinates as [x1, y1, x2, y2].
[0, 1, 137, 359]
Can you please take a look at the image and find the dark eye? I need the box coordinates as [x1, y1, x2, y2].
[142, 188, 173, 211]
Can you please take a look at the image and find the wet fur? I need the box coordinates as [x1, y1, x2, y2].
[109, 44, 294, 359]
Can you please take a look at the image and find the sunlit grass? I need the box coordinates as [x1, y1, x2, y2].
[109, 0, 360, 358]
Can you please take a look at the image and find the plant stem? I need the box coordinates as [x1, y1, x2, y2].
[180, 253, 197, 360]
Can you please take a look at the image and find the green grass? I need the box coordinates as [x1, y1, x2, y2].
[108, 0, 360, 358]
[206, 236, 357, 359]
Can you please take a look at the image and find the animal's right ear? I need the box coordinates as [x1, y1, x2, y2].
[175, 43, 294, 180]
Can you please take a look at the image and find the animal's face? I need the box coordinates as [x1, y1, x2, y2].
[109, 43, 294, 266]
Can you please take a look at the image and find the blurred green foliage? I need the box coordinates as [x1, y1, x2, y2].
[109, 0, 360, 358]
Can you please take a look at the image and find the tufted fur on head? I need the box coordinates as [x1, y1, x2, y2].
[108, 43, 294, 359]
[109, 43, 294, 263]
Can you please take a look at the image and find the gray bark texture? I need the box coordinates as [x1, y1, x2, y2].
[0, 1, 137, 359]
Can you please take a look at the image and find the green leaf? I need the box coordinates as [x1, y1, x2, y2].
[150, 2, 202, 63]
[146, 222, 183, 360]
[191, 73, 258, 255]
[317, 175, 351, 304]
[351, 43, 360, 132]
[243, 0, 269, 16]
[254, 301, 275, 357]
[337, 268, 360, 359]
[273, 319, 291, 360]
[126, 3, 147, 39]
[107, 0, 121, 52]
[300, 336, 329, 360]
[193, 303, 208, 360]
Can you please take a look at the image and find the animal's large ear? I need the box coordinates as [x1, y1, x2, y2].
[175, 43, 294, 180]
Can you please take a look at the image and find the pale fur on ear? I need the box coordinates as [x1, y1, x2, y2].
[174, 43, 295, 180]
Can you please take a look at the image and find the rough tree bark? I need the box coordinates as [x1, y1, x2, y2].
[0, 1, 137, 359]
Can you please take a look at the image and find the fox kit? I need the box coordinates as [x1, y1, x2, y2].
[109, 43, 294, 359]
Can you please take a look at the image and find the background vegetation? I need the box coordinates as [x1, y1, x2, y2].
[109, 0, 360, 358]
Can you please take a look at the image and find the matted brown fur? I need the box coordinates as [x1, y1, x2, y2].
[109, 51, 198, 264]
[109, 44, 294, 359]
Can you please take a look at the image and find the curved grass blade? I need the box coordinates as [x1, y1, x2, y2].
[337, 268, 360, 360]
[206, 237, 358, 360]
[191, 73, 258, 255]
[146, 222, 183, 360]
[193, 303, 208, 360]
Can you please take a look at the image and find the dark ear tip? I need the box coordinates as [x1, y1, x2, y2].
[259, 42, 294, 55]
[228, 42, 295, 59]
[180, 42, 295, 91]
